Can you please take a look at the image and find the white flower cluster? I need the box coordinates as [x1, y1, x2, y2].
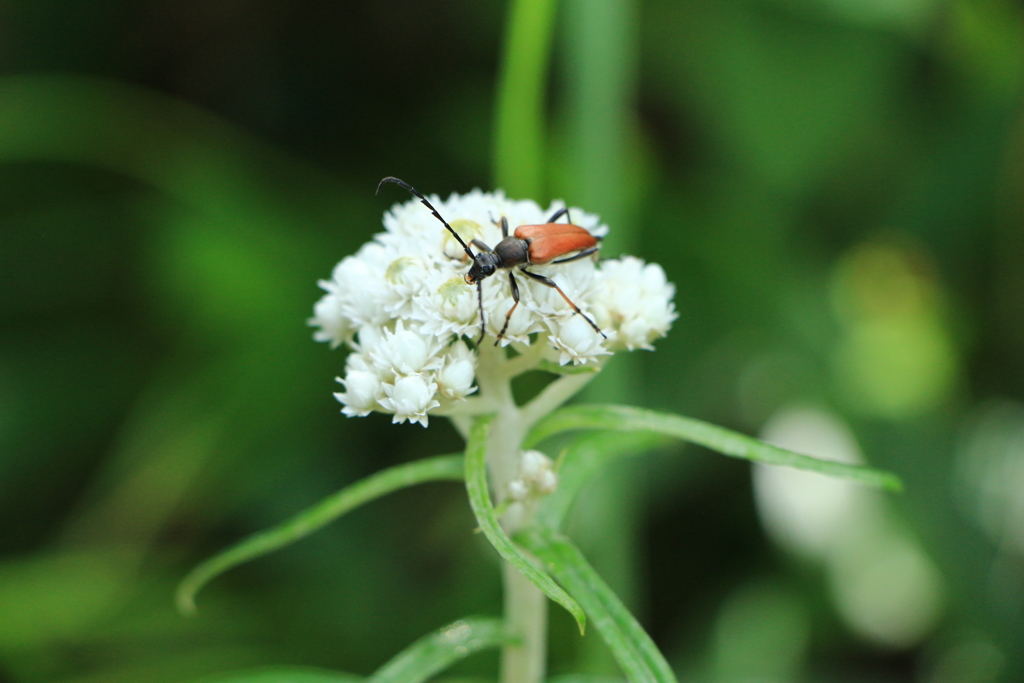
[310, 188, 676, 426]
[507, 450, 558, 501]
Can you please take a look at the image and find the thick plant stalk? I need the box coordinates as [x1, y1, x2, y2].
[502, 563, 548, 683]
[476, 345, 546, 683]
[473, 344, 568, 683]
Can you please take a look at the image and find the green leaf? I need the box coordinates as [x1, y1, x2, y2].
[526, 404, 903, 492]
[516, 527, 676, 683]
[367, 617, 510, 683]
[189, 667, 360, 683]
[537, 432, 668, 530]
[464, 415, 587, 634]
[177, 454, 464, 614]
[548, 677, 624, 683]
[493, 0, 559, 199]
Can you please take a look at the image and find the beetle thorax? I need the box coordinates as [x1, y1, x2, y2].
[494, 237, 530, 268]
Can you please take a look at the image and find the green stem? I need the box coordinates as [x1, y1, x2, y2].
[521, 372, 598, 432]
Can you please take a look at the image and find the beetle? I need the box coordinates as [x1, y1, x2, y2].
[377, 176, 607, 346]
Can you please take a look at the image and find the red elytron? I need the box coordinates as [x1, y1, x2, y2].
[513, 223, 598, 265]
[377, 176, 606, 345]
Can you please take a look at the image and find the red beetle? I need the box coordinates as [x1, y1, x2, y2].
[378, 176, 606, 345]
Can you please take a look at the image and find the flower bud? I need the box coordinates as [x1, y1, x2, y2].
[536, 469, 558, 494]
[514, 450, 558, 497]
[520, 450, 551, 480]
[507, 479, 529, 501]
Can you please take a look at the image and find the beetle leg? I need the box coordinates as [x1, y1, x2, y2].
[520, 269, 606, 339]
[487, 214, 511, 238]
[551, 245, 600, 264]
[471, 238, 492, 253]
[475, 280, 486, 346]
[494, 271, 520, 345]
[546, 206, 572, 224]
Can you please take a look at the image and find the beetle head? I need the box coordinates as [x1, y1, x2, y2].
[465, 253, 499, 284]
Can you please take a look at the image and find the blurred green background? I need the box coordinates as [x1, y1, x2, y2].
[1, 0, 1023, 681]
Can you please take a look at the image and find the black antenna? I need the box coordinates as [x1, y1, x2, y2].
[377, 177, 474, 260]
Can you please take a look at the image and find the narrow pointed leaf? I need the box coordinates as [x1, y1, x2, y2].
[548, 677, 625, 683]
[367, 617, 510, 683]
[177, 454, 464, 614]
[464, 415, 587, 633]
[526, 404, 902, 492]
[516, 527, 676, 683]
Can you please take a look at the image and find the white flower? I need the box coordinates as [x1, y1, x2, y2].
[370, 320, 442, 378]
[379, 374, 440, 427]
[353, 324, 384, 353]
[488, 289, 544, 347]
[332, 250, 391, 328]
[333, 354, 384, 417]
[311, 185, 676, 426]
[437, 341, 477, 400]
[411, 273, 481, 339]
[550, 315, 612, 366]
[310, 289, 350, 348]
[382, 255, 430, 317]
[593, 256, 677, 351]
